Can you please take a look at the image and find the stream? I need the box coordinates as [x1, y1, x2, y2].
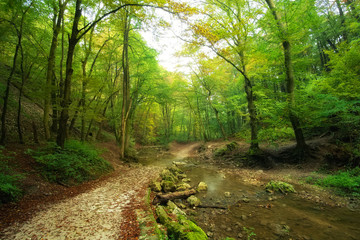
[138, 145, 360, 240]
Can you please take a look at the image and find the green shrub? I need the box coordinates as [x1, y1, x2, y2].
[0, 149, 24, 203]
[28, 140, 113, 185]
[316, 167, 360, 197]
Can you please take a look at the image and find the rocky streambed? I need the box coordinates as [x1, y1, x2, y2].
[139, 143, 360, 240]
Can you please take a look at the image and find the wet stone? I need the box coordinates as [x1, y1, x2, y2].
[224, 192, 231, 198]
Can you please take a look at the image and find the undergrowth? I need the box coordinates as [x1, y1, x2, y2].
[0, 147, 24, 203]
[306, 167, 360, 197]
[26, 140, 113, 185]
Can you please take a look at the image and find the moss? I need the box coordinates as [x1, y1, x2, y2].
[176, 183, 191, 191]
[214, 142, 239, 157]
[197, 182, 208, 192]
[156, 205, 207, 240]
[187, 195, 201, 207]
[150, 180, 162, 192]
[169, 166, 184, 175]
[161, 180, 176, 192]
[160, 169, 178, 182]
[156, 206, 172, 224]
[167, 216, 208, 240]
[265, 181, 296, 193]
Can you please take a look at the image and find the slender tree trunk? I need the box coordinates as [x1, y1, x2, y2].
[265, 0, 307, 156]
[45, 0, 68, 140]
[120, 10, 131, 158]
[1, 4, 31, 145]
[57, 0, 82, 148]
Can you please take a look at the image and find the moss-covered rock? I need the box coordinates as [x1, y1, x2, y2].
[167, 201, 186, 216]
[160, 169, 178, 182]
[169, 166, 184, 175]
[156, 206, 172, 224]
[149, 180, 162, 192]
[176, 183, 191, 191]
[214, 141, 239, 156]
[187, 195, 201, 207]
[265, 180, 296, 193]
[197, 182, 208, 192]
[177, 173, 187, 179]
[161, 180, 176, 192]
[156, 205, 207, 240]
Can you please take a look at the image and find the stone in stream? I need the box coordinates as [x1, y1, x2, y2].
[176, 183, 191, 191]
[197, 182, 208, 191]
[182, 178, 191, 183]
[224, 192, 231, 198]
[173, 161, 187, 166]
[187, 195, 201, 207]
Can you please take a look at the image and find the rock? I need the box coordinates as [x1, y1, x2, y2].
[160, 169, 178, 182]
[161, 180, 176, 193]
[167, 200, 178, 211]
[207, 232, 214, 237]
[197, 182, 208, 192]
[226, 227, 232, 232]
[187, 195, 201, 207]
[242, 198, 250, 203]
[182, 178, 191, 183]
[173, 161, 187, 166]
[149, 181, 162, 192]
[168, 201, 187, 216]
[240, 215, 247, 221]
[177, 173, 187, 179]
[169, 166, 184, 175]
[176, 183, 191, 191]
[224, 192, 231, 198]
[271, 223, 290, 236]
[238, 233, 244, 238]
[265, 181, 296, 193]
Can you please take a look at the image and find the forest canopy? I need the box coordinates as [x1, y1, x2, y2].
[0, 0, 359, 162]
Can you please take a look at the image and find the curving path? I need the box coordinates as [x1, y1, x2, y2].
[2, 166, 161, 240]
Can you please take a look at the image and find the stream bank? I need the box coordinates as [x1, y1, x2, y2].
[139, 141, 360, 240]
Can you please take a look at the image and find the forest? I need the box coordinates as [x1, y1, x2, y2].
[0, 0, 360, 239]
[0, 0, 359, 158]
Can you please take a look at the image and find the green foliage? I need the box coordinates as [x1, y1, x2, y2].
[243, 227, 256, 240]
[316, 167, 360, 197]
[28, 140, 113, 185]
[0, 149, 24, 203]
[258, 127, 294, 146]
[265, 180, 296, 193]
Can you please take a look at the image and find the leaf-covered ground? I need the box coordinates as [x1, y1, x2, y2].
[1, 165, 160, 239]
[0, 141, 161, 240]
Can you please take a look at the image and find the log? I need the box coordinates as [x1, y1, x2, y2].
[153, 189, 197, 204]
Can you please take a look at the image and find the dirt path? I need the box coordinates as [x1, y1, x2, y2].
[2, 165, 161, 240]
[1, 142, 200, 240]
[0, 141, 166, 240]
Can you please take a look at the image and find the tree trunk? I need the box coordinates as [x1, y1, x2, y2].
[45, 0, 68, 140]
[1, 4, 31, 145]
[265, 0, 308, 156]
[120, 10, 132, 159]
[57, 0, 82, 148]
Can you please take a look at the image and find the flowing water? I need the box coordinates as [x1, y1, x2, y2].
[138, 146, 360, 240]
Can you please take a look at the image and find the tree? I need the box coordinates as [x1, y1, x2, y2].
[0, 1, 33, 145]
[265, 0, 308, 157]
